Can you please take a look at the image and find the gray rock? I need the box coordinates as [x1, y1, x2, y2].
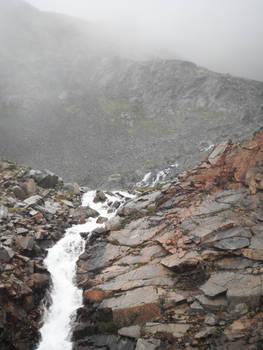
[190, 301, 204, 311]
[0, 246, 14, 263]
[0, 205, 8, 220]
[194, 200, 230, 217]
[135, 338, 161, 350]
[118, 325, 141, 339]
[108, 218, 160, 247]
[205, 314, 219, 326]
[213, 237, 250, 250]
[196, 295, 228, 311]
[16, 227, 29, 235]
[200, 272, 235, 297]
[161, 251, 199, 268]
[29, 169, 59, 188]
[24, 195, 43, 206]
[195, 326, 216, 339]
[99, 286, 165, 310]
[44, 201, 60, 215]
[98, 264, 173, 291]
[63, 182, 80, 194]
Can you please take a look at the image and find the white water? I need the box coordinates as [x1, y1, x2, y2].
[37, 190, 133, 350]
[136, 162, 179, 188]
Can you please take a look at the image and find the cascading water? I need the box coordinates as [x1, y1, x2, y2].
[36, 190, 133, 350]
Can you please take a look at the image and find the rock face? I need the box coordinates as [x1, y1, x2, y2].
[74, 129, 263, 350]
[0, 161, 82, 350]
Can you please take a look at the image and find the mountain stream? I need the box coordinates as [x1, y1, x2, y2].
[36, 190, 133, 350]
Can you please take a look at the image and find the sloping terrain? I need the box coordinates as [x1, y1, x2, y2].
[0, 0, 263, 188]
[74, 128, 263, 350]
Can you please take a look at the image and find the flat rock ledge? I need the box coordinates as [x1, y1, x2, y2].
[74, 129, 263, 350]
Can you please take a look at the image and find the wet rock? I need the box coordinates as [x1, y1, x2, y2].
[93, 191, 107, 203]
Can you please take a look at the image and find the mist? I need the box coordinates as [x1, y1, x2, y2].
[25, 0, 263, 81]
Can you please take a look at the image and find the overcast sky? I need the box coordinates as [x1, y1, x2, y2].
[25, 0, 263, 81]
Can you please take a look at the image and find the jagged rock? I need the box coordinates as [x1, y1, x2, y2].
[118, 325, 141, 339]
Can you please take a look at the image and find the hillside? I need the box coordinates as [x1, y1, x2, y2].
[1, 129, 263, 349]
[0, 0, 263, 189]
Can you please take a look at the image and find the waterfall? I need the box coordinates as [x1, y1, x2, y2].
[36, 190, 133, 350]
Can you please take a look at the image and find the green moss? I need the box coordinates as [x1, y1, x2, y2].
[96, 321, 126, 335]
[109, 239, 121, 246]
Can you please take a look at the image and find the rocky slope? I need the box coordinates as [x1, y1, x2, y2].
[73, 128, 263, 350]
[1, 1, 263, 188]
[0, 161, 96, 350]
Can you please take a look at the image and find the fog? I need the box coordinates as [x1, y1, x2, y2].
[25, 0, 263, 81]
